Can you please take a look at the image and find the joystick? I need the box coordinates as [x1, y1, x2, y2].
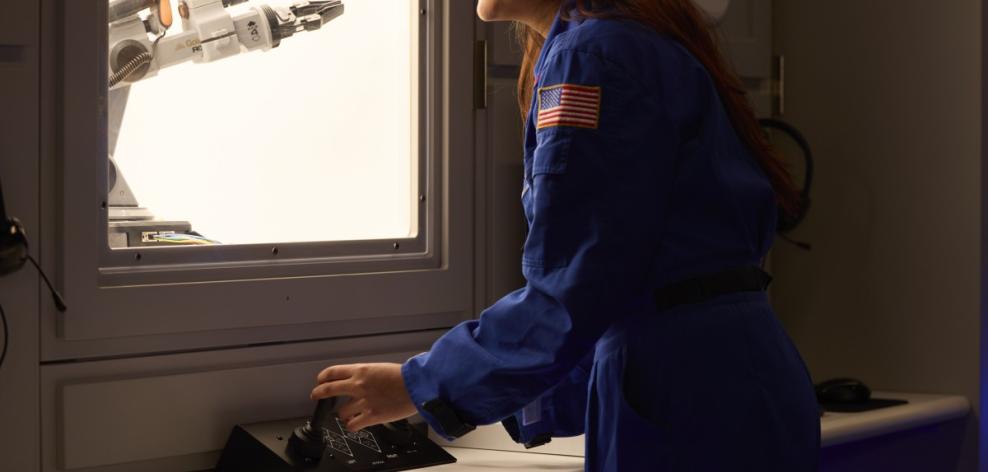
[216, 396, 455, 471]
[287, 397, 340, 462]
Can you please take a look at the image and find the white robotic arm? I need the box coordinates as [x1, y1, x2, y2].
[105, 0, 343, 243]
[108, 0, 344, 89]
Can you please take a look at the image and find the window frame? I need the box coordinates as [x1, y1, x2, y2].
[46, 0, 477, 357]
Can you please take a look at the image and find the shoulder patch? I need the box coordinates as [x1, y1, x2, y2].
[537, 84, 601, 130]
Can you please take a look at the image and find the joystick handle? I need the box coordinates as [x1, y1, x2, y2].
[287, 397, 341, 462]
[310, 396, 339, 431]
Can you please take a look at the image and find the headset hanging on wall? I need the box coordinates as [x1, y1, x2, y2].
[0, 182, 30, 277]
[0, 178, 67, 371]
[0, 179, 65, 309]
[761, 118, 814, 239]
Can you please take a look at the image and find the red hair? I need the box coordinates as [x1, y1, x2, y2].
[516, 0, 800, 215]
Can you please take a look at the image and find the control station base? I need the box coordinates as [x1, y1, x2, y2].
[216, 416, 456, 472]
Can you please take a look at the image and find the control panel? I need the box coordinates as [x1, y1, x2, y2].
[216, 399, 456, 471]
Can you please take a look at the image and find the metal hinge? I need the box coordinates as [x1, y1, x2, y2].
[772, 54, 786, 116]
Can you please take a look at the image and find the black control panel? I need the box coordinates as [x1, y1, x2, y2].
[216, 406, 456, 472]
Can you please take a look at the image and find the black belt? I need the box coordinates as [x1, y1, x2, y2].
[653, 267, 772, 311]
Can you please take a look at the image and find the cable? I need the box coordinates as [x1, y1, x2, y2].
[109, 31, 166, 88]
[26, 255, 67, 312]
[779, 233, 813, 251]
[109, 52, 152, 88]
[0, 303, 7, 371]
[760, 117, 815, 234]
[0, 254, 67, 370]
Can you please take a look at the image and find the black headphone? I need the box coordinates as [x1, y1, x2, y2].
[0, 179, 66, 311]
[760, 118, 814, 235]
[0, 181, 29, 276]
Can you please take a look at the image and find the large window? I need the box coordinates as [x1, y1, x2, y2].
[107, 0, 421, 248]
[53, 0, 475, 349]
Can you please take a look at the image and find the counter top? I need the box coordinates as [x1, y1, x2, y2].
[431, 392, 969, 468]
[432, 448, 583, 471]
[819, 391, 969, 447]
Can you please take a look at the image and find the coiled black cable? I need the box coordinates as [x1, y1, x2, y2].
[760, 118, 814, 234]
[108, 32, 165, 88]
[109, 52, 153, 88]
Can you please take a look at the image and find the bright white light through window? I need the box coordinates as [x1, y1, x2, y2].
[110, 1, 419, 247]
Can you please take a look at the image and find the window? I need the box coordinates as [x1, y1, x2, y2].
[55, 0, 475, 347]
[107, 0, 421, 248]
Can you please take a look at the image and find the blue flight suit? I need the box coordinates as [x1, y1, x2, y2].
[402, 10, 820, 471]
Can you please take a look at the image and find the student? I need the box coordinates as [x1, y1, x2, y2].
[311, 1, 820, 469]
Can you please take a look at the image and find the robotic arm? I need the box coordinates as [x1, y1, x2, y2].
[108, 0, 344, 88]
[104, 0, 343, 246]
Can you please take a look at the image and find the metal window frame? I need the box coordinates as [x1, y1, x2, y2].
[42, 0, 476, 360]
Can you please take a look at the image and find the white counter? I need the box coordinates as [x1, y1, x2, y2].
[432, 448, 584, 471]
[819, 391, 969, 447]
[431, 392, 969, 469]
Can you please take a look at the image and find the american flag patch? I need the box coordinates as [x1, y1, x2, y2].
[537, 84, 601, 130]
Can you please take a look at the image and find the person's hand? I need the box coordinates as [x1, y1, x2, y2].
[311, 363, 418, 432]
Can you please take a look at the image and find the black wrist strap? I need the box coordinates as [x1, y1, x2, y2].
[501, 415, 553, 449]
[422, 399, 476, 439]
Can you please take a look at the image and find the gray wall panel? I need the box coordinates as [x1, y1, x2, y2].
[771, 1, 982, 470]
[0, 1, 41, 471]
[720, 0, 773, 80]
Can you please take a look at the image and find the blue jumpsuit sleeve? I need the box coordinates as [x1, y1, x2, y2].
[402, 47, 680, 440]
[501, 351, 594, 445]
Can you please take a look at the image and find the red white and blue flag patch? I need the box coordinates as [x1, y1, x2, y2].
[537, 84, 601, 130]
